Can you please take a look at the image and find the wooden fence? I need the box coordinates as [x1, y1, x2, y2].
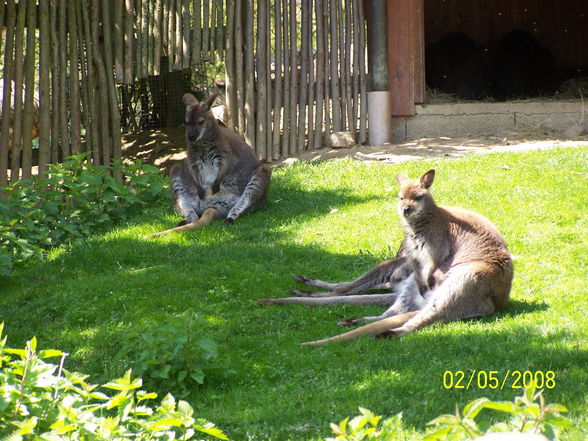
[0, 0, 368, 187]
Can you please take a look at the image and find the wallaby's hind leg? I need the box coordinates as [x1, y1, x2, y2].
[170, 162, 203, 224]
[338, 273, 425, 326]
[226, 165, 272, 223]
[290, 257, 411, 297]
[150, 208, 222, 238]
[390, 264, 499, 336]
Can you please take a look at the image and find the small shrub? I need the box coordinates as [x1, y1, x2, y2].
[328, 388, 572, 441]
[0, 323, 229, 440]
[116, 310, 233, 397]
[0, 153, 169, 276]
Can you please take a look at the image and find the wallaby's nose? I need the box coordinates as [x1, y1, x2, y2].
[403, 206, 412, 216]
[187, 132, 198, 143]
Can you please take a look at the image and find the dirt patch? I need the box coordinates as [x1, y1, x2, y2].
[122, 127, 588, 172]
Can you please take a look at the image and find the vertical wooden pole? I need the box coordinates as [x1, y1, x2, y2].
[10, 0, 28, 179]
[79, 0, 100, 163]
[255, 0, 267, 159]
[68, 0, 82, 155]
[124, 0, 134, 83]
[0, 0, 15, 186]
[234, 0, 244, 135]
[182, 0, 191, 68]
[344, 1, 354, 131]
[358, 0, 367, 143]
[191, 0, 202, 65]
[287, 0, 297, 155]
[297, 0, 309, 153]
[313, 0, 325, 149]
[306, 0, 315, 151]
[49, 0, 59, 163]
[74, 0, 92, 156]
[225, 0, 237, 130]
[101, 0, 122, 171]
[271, 0, 283, 158]
[244, 0, 255, 149]
[154, 0, 163, 74]
[351, 0, 360, 134]
[281, 0, 290, 157]
[21, 0, 36, 179]
[114, 0, 124, 82]
[38, 0, 51, 176]
[329, 0, 341, 132]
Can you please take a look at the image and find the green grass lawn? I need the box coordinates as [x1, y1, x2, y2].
[1, 146, 587, 440]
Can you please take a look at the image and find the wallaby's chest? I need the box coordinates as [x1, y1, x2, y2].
[404, 232, 445, 289]
[189, 147, 224, 189]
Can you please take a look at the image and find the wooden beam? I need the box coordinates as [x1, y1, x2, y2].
[388, 0, 424, 115]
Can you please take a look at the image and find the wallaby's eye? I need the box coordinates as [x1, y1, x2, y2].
[197, 117, 205, 125]
[414, 195, 424, 201]
[399, 195, 404, 200]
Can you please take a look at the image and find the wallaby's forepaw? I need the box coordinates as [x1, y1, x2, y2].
[224, 217, 235, 224]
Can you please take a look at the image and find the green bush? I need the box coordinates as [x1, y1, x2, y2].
[116, 311, 233, 397]
[0, 154, 168, 276]
[0, 323, 228, 440]
[328, 388, 572, 441]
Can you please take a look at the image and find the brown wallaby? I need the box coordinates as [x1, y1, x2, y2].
[151, 93, 271, 237]
[260, 169, 513, 345]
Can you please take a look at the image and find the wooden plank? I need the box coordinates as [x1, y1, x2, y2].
[414, 0, 425, 103]
[388, 0, 415, 116]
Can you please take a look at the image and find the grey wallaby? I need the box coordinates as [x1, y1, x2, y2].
[260, 169, 513, 345]
[151, 93, 271, 237]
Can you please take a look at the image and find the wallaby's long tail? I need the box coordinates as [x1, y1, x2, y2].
[301, 311, 419, 346]
[150, 208, 220, 238]
[258, 293, 397, 306]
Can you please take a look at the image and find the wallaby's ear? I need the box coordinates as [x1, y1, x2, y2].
[183, 93, 198, 107]
[395, 172, 410, 184]
[201, 93, 220, 112]
[420, 169, 435, 189]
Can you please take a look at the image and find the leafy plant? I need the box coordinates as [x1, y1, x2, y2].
[328, 388, 572, 441]
[116, 311, 232, 397]
[0, 322, 228, 440]
[0, 153, 168, 276]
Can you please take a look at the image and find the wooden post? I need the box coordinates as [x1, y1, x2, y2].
[38, 0, 51, 176]
[244, 0, 255, 149]
[101, 0, 122, 171]
[297, 0, 309, 153]
[124, 0, 134, 83]
[21, 0, 37, 179]
[68, 0, 82, 155]
[191, 0, 202, 65]
[287, 0, 297, 155]
[114, 0, 124, 82]
[10, 0, 27, 180]
[182, 0, 191, 68]
[281, 0, 290, 157]
[255, 0, 267, 159]
[225, 0, 237, 130]
[313, 0, 325, 149]
[0, 0, 16, 187]
[271, 0, 283, 158]
[234, 0, 244, 135]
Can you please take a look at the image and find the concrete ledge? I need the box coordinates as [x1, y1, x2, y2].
[392, 100, 586, 141]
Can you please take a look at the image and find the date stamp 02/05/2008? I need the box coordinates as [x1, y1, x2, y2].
[442, 370, 556, 390]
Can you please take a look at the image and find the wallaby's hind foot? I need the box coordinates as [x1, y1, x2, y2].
[150, 208, 221, 238]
